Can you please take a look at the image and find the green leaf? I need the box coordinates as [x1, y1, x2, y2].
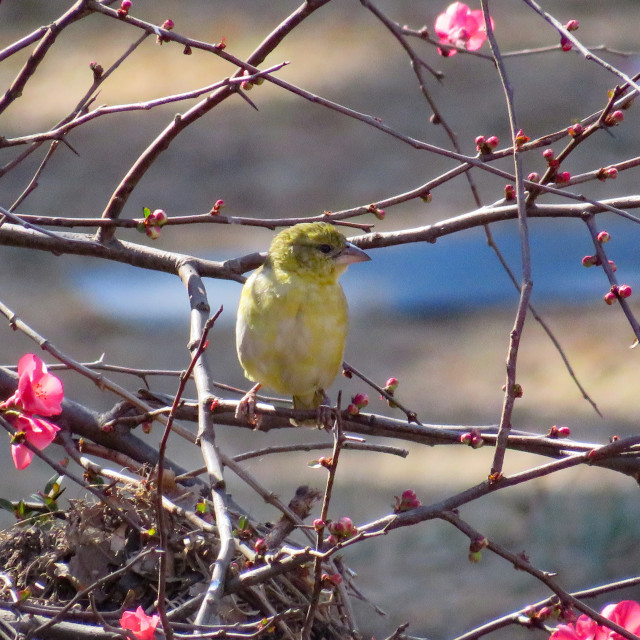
[44, 474, 61, 496]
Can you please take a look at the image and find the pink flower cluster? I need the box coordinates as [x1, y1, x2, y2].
[327, 517, 358, 545]
[551, 601, 640, 640]
[434, 2, 494, 56]
[0, 354, 63, 469]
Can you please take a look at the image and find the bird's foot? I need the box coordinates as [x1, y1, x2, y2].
[316, 403, 335, 429]
[235, 383, 263, 429]
[315, 391, 335, 428]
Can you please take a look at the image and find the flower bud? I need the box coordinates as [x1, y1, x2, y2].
[327, 517, 357, 541]
[556, 171, 571, 183]
[469, 536, 489, 552]
[477, 135, 499, 154]
[340, 516, 357, 536]
[605, 167, 618, 179]
[117, 0, 131, 16]
[321, 572, 343, 586]
[560, 35, 572, 52]
[581, 255, 597, 268]
[547, 424, 571, 438]
[514, 129, 529, 147]
[565, 19, 579, 31]
[618, 284, 632, 299]
[384, 377, 399, 391]
[542, 148, 555, 161]
[604, 291, 617, 305]
[597, 231, 610, 243]
[608, 260, 617, 272]
[568, 123, 583, 137]
[393, 489, 421, 512]
[162, 19, 174, 30]
[468, 550, 482, 563]
[150, 209, 168, 226]
[460, 429, 484, 448]
[210, 199, 225, 215]
[527, 172, 540, 183]
[352, 393, 369, 409]
[347, 403, 360, 416]
[145, 226, 161, 240]
[504, 185, 516, 200]
[89, 61, 103, 79]
[538, 607, 553, 620]
[606, 110, 624, 125]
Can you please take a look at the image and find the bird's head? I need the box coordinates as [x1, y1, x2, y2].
[267, 222, 370, 283]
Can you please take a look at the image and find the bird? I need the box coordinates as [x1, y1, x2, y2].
[235, 222, 370, 426]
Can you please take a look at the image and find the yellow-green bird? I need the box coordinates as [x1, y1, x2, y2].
[236, 222, 370, 423]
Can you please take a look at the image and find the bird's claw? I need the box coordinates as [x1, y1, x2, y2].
[316, 404, 335, 429]
[236, 383, 263, 429]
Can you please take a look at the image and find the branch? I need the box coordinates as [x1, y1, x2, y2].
[480, 1, 532, 479]
[0, 0, 93, 116]
[95, 0, 333, 241]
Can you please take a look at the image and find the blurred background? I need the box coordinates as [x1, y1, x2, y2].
[2, 1, 640, 637]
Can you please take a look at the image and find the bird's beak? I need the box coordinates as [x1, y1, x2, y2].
[335, 242, 371, 265]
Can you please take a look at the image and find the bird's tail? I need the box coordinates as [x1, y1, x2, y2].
[291, 389, 328, 426]
[292, 389, 325, 411]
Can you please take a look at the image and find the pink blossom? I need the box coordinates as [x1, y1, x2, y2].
[10, 414, 60, 470]
[550, 601, 640, 640]
[434, 2, 494, 56]
[602, 601, 640, 636]
[1, 354, 63, 417]
[120, 606, 160, 640]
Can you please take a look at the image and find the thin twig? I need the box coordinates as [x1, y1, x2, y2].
[480, 1, 532, 479]
[442, 511, 640, 640]
[583, 213, 640, 345]
[301, 405, 345, 640]
[521, 0, 640, 98]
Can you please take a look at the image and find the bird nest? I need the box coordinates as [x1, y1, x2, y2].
[0, 480, 359, 639]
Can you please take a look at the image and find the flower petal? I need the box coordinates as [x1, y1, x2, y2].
[120, 606, 159, 640]
[15, 414, 60, 450]
[11, 443, 34, 470]
[604, 601, 640, 636]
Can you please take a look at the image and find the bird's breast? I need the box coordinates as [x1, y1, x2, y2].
[236, 270, 348, 395]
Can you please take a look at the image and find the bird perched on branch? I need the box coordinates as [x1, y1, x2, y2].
[235, 222, 370, 425]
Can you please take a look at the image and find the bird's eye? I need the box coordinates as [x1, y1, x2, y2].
[317, 244, 333, 254]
